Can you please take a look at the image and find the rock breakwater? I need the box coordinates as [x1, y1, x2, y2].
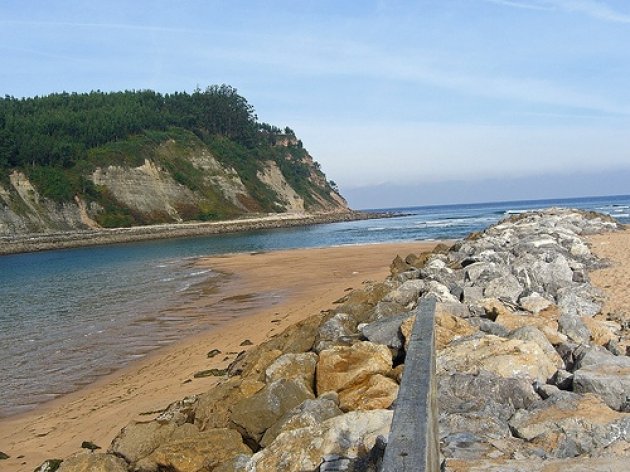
[40, 208, 629, 471]
[0, 211, 390, 256]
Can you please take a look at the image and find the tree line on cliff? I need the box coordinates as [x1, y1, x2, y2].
[0, 85, 290, 170]
[0, 86, 335, 224]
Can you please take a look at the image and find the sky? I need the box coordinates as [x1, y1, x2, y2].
[1, 0, 629, 209]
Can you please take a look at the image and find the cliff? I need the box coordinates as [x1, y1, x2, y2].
[0, 88, 349, 236]
[0, 131, 348, 236]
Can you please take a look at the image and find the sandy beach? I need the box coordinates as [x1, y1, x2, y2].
[0, 241, 436, 471]
[588, 228, 630, 330]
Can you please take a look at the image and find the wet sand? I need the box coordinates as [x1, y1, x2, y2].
[0, 241, 437, 471]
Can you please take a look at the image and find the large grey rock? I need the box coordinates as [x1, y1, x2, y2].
[246, 410, 393, 472]
[574, 364, 630, 411]
[572, 347, 630, 410]
[260, 397, 343, 447]
[483, 273, 523, 303]
[574, 345, 630, 370]
[265, 352, 318, 393]
[423, 280, 459, 303]
[509, 393, 630, 458]
[314, 313, 358, 353]
[530, 254, 574, 295]
[557, 286, 602, 318]
[230, 379, 314, 443]
[508, 326, 564, 370]
[369, 301, 407, 321]
[462, 286, 484, 303]
[382, 280, 425, 306]
[558, 313, 591, 344]
[359, 312, 413, 351]
[436, 335, 559, 383]
[438, 371, 538, 421]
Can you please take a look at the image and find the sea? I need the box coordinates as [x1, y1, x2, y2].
[1, 194, 629, 417]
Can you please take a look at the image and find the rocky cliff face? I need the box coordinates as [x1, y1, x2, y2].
[0, 135, 348, 236]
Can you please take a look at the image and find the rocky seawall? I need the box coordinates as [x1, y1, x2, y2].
[0, 211, 391, 256]
[25, 208, 629, 472]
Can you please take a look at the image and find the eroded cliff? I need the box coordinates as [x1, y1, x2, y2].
[0, 131, 348, 236]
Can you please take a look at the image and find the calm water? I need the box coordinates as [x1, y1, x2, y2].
[1, 194, 629, 417]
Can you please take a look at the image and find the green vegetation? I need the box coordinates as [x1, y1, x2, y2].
[0, 85, 340, 226]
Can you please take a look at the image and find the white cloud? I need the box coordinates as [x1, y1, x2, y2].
[554, 0, 630, 23]
[483, 0, 554, 11]
[485, 0, 630, 23]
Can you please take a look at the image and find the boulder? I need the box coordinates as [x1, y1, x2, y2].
[435, 307, 478, 350]
[109, 421, 177, 465]
[140, 427, 251, 472]
[214, 454, 251, 472]
[265, 352, 318, 393]
[57, 453, 127, 472]
[193, 378, 265, 431]
[530, 254, 574, 295]
[424, 281, 459, 303]
[382, 279, 425, 306]
[573, 350, 630, 410]
[359, 312, 413, 351]
[557, 286, 602, 318]
[246, 410, 393, 472]
[509, 393, 630, 458]
[462, 286, 484, 303]
[314, 313, 358, 353]
[519, 293, 552, 314]
[260, 397, 343, 447]
[483, 273, 523, 303]
[558, 314, 591, 344]
[155, 395, 197, 425]
[228, 313, 329, 377]
[239, 349, 283, 381]
[438, 371, 538, 419]
[436, 335, 559, 383]
[508, 326, 564, 369]
[335, 283, 392, 322]
[316, 341, 392, 395]
[405, 251, 433, 268]
[337, 374, 399, 412]
[370, 300, 407, 321]
[230, 379, 314, 443]
[474, 318, 510, 337]
[390, 255, 413, 276]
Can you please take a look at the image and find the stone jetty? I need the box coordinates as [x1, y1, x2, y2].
[40, 208, 629, 471]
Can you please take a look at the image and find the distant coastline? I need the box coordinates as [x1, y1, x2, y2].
[0, 211, 396, 256]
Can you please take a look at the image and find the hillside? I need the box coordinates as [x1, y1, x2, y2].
[0, 86, 348, 235]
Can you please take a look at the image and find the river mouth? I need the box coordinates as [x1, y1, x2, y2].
[0, 255, 282, 419]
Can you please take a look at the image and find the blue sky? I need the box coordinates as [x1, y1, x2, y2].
[2, 1, 629, 208]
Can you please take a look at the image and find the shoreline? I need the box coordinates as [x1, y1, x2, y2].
[0, 241, 438, 472]
[0, 211, 397, 256]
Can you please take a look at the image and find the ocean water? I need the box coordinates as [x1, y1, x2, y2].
[1, 194, 629, 417]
